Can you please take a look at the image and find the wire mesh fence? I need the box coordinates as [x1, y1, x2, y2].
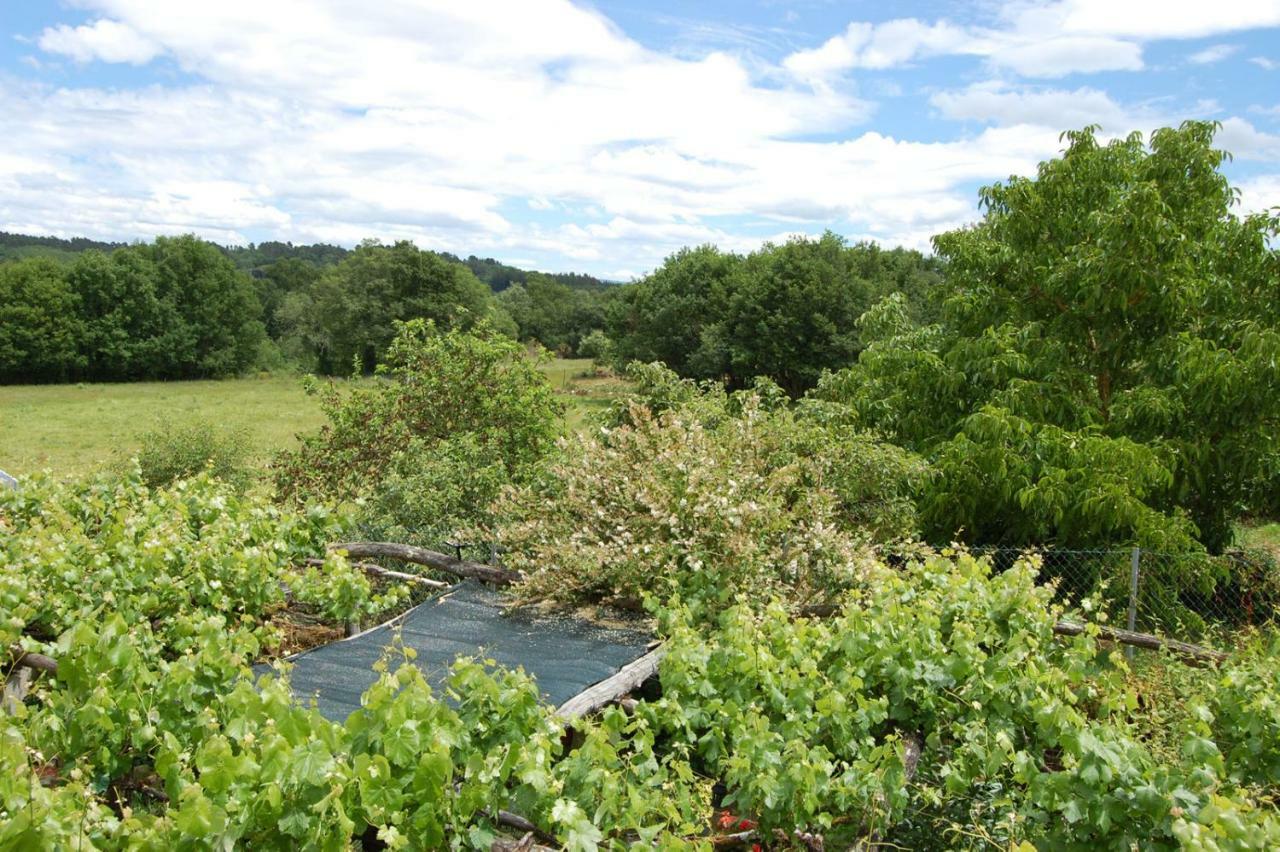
[366, 516, 1278, 656]
[877, 543, 1280, 653]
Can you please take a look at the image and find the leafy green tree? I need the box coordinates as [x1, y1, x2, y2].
[0, 257, 83, 382]
[67, 249, 175, 380]
[817, 122, 1280, 553]
[576, 329, 613, 365]
[716, 232, 875, 396]
[291, 241, 499, 373]
[255, 256, 323, 340]
[499, 274, 611, 355]
[143, 236, 266, 378]
[606, 244, 738, 378]
[607, 238, 939, 395]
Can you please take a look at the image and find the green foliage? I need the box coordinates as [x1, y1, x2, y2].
[607, 244, 739, 378]
[275, 320, 562, 545]
[4, 471, 1280, 849]
[716, 232, 875, 396]
[275, 240, 504, 374]
[607, 237, 942, 395]
[651, 553, 1280, 848]
[132, 418, 252, 490]
[576, 329, 613, 365]
[0, 469, 360, 657]
[817, 122, 1280, 554]
[492, 365, 924, 615]
[254, 256, 324, 340]
[0, 236, 266, 383]
[497, 274, 612, 355]
[0, 257, 84, 382]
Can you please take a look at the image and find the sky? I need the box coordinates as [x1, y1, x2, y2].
[1, 1, 1278, 279]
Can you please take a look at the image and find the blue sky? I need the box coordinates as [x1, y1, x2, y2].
[2, 1, 1278, 278]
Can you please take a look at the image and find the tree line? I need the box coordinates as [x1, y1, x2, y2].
[0, 235, 619, 382]
[0, 236, 263, 382]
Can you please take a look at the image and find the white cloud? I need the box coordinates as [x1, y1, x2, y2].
[930, 81, 1279, 160]
[1189, 44, 1240, 64]
[1217, 117, 1280, 159]
[783, 19, 971, 77]
[1021, 0, 1280, 40]
[784, 0, 1280, 80]
[993, 36, 1143, 76]
[37, 18, 161, 64]
[931, 82, 1134, 128]
[5, 0, 1278, 275]
[1252, 56, 1279, 69]
[1236, 173, 1280, 213]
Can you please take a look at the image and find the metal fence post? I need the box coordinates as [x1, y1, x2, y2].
[1126, 546, 1141, 661]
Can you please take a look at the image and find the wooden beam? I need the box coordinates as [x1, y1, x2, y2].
[328, 542, 519, 586]
[304, 557, 450, 589]
[556, 646, 666, 721]
[1053, 620, 1227, 664]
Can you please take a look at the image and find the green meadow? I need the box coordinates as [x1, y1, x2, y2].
[0, 359, 626, 479]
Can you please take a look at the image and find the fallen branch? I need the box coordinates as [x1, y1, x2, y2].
[1053, 620, 1227, 664]
[9, 647, 58, 675]
[490, 834, 555, 852]
[556, 646, 666, 721]
[304, 557, 450, 589]
[328, 542, 519, 586]
[481, 808, 557, 850]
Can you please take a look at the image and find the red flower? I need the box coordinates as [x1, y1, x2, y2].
[751, 845, 762, 852]
[738, 818, 757, 830]
[717, 810, 736, 829]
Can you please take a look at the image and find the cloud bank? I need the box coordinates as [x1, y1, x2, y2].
[1, 0, 1276, 277]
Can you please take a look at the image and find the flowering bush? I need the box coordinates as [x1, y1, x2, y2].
[490, 373, 925, 615]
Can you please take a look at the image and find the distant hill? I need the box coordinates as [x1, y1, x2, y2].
[443, 253, 610, 291]
[0, 231, 125, 263]
[0, 231, 611, 291]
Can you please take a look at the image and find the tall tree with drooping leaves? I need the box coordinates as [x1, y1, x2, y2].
[816, 121, 1280, 554]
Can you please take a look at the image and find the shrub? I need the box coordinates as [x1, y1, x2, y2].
[275, 319, 562, 545]
[491, 367, 925, 615]
[133, 419, 251, 489]
[650, 553, 1280, 848]
[576, 329, 612, 365]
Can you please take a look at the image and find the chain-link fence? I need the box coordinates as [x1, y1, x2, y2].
[880, 544, 1280, 653]
[367, 517, 1279, 655]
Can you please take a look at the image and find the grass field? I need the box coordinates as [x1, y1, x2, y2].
[1238, 521, 1280, 559]
[0, 359, 628, 479]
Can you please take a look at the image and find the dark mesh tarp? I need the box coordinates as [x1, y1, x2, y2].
[275, 581, 653, 722]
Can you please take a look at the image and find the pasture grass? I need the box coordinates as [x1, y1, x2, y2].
[0, 358, 625, 479]
[1238, 520, 1280, 559]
